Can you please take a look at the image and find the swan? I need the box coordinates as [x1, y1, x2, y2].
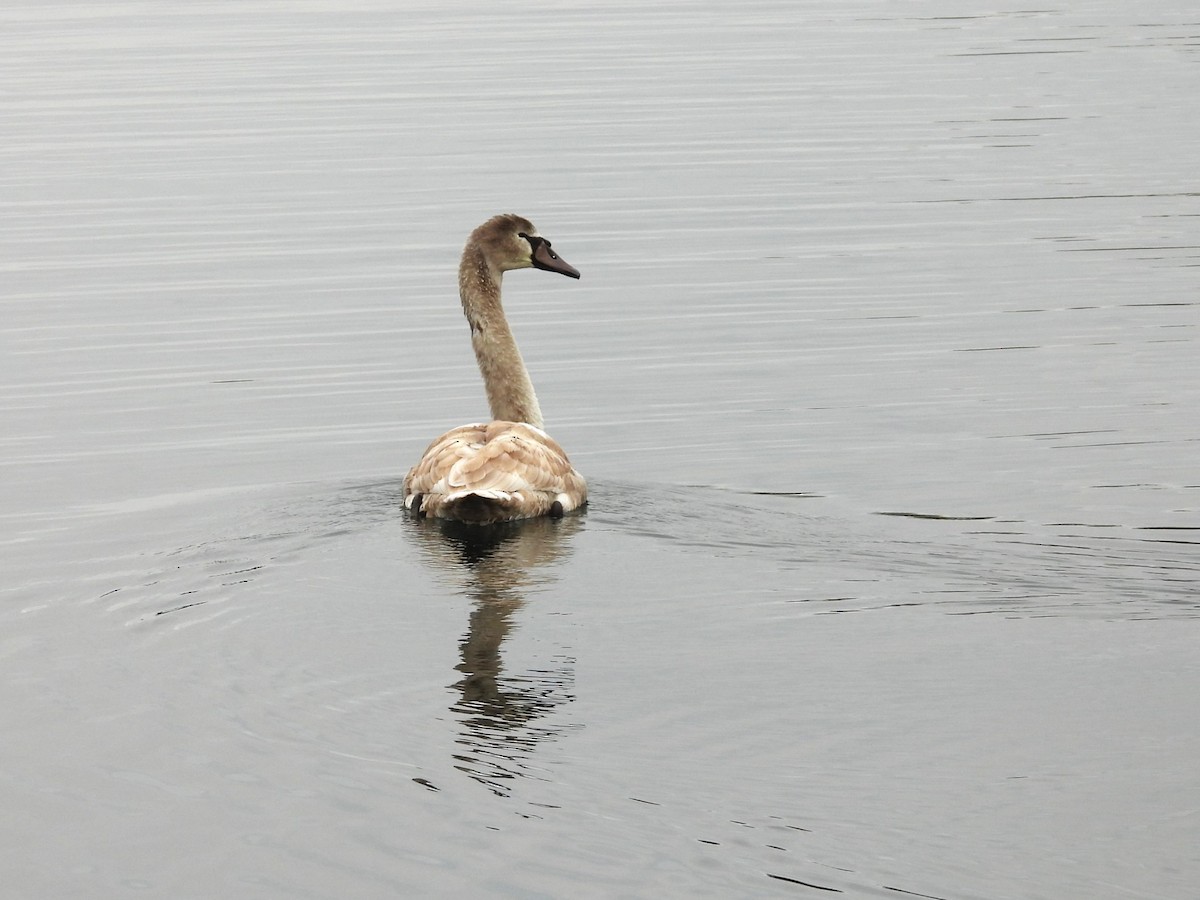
[403, 214, 587, 525]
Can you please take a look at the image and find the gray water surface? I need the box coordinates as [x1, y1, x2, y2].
[3, 3, 1198, 898]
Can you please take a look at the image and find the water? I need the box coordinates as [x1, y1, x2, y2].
[2, 2, 1198, 898]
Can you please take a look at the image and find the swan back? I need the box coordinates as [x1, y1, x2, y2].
[405, 422, 587, 525]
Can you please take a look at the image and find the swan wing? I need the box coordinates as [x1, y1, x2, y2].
[404, 422, 586, 516]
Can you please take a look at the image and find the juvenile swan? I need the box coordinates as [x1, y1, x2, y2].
[403, 214, 586, 524]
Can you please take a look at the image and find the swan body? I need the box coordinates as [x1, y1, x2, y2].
[403, 214, 586, 524]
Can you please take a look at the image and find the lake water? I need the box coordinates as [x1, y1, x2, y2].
[3, 2, 1198, 898]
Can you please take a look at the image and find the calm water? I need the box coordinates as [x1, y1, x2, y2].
[3, 2, 1198, 898]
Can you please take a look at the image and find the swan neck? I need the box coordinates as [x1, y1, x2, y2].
[459, 244, 544, 428]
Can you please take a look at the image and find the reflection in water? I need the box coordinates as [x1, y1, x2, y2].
[408, 514, 583, 796]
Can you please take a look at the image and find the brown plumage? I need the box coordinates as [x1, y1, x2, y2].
[403, 215, 587, 524]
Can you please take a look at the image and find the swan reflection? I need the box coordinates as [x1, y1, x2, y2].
[407, 514, 582, 796]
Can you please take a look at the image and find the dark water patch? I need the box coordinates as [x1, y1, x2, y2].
[882, 887, 955, 900]
[950, 49, 1088, 56]
[876, 511, 995, 521]
[766, 872, 842, 891]
[912, 191, 1200, 203]
[742, 490, 825, 500]
[954, 345, 1040, 352]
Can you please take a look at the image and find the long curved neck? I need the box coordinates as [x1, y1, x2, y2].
[458, 243, 543, 428]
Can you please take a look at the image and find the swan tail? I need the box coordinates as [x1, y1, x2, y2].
[440, 493, 519, 525]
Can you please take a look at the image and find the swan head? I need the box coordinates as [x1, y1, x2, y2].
[470, 214, 581, 279]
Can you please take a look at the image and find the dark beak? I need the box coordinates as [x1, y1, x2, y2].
[531, 239, 581, 279]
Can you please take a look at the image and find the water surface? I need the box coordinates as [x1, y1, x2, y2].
[2, 2, 1198, 898]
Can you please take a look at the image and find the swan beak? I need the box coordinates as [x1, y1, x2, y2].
[531, 241, 581, 279]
